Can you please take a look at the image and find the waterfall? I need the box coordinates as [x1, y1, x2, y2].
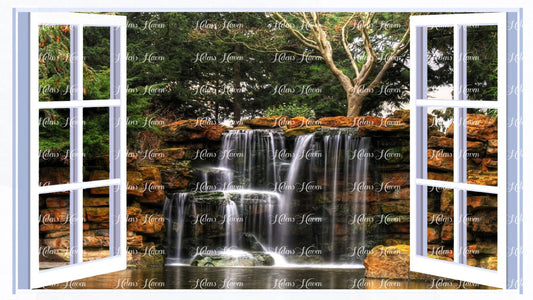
[323, 133, 342, 262]
[196, 167, 233, 190]
[346, 137, 370, 261]
[224, 200, 239, 249]
[279, 134, 316, 246]
[219, 129, 286, 189]
[282, 129, 371, 263]
[240, 191, 278, 249]
[217, 129, 287, 251]
[164, 193, 193, 265]
[164, 128, 371, 266]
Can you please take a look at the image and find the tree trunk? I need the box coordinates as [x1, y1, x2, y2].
[346, 93, 365, 117]
[233, 44, 242, 125]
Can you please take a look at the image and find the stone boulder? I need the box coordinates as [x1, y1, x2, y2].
[358, 124, 410, 137]
[364, 245, 410, 279]
[392, 109, 410, 123]
[470, 210, 498, 233]
[318, 116, 355, 127]
[479, 256, 498, 270]
[427, 149, 453, 171]
[85, 207, 109, 223]
[160, 161, 193, 190]
[161, 119, 227, 142]
[242, 116, 284, 128]
[45, 197, 68, 208]
[487, 139, 498, 155]
[190, 251, 275, 267]
[468, 194, 498, 211]
[364, 245, 453, 280]
[39, 167, 70, 190]
[446, 114, 497, 142]
[380, 171, 410, 187]
[126, 170, 144, 197]
[140, 180, 166, 204]
[88, 170, 111, 196]
[428, 136, 485, 154]
[283, 126, 321, 138]
[286, 116, 319, 129]
[127, 214, 165, 235]
[467, 170, 498, 186]
[318, 116, 404, 128]
[83, 197, 109, 207]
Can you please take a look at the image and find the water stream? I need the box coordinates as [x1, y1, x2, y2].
[164, 129, 371, 266]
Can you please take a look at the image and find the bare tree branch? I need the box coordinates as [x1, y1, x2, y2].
[365, 14, 412, 93]
[356, 12, 378, 87]
[238, 41, 322, 59]
[300, 13, 323, 49]
[301, 12, 354, 94]
[341, 13, 360, 77]
[272, 12, 319, 50]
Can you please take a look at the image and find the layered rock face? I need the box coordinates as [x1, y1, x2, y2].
[38, 120, 226, 268]
[39, 111, 498, 273]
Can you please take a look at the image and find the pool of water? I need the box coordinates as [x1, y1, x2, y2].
[42, 266, 495, 290]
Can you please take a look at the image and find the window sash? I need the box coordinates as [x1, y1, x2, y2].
[38, 100, 122, 109]
[413, 99, 499, 109]
[409, 12, 510, 288]
[25, 12, 127, 289]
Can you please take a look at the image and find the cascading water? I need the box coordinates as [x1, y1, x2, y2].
[345, 137, 371, 261]
[164, 193, 195, 265]
[279, 134, 317, 247]
[281, 130, 371, 263]
[163, 128, 372, 266]
[220, 129, 286, 189]
[218, 130, 287, 252]
[223, 200, 239, 248]
[164, 129, 288, 265]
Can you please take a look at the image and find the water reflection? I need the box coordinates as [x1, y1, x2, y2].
[42, 266, 495, 290]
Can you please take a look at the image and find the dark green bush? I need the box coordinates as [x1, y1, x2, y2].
[265, 103, 316, 119]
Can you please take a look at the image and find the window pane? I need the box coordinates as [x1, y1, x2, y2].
[466, 191, 498, 270]
[39, 191, 71, 269]
[39, 108, 70, 186]
[426, 186, 454, 262]
[466, 25, 498, 101]
[39, 25, 71, 102]
[465, 112, 498, 186]
[83, 26, 111, 100]
[427, 26, 454, 100]
[83, 188, 110, 262]
[427, 107, 454, 182]
[83, 107, 110, 181]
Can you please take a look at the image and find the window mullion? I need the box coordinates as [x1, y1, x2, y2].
[410, 25, 428, 257]
[109, 26, 126, 258]
[69, 24, 84, 264]
[38, 99, 121, 109]
[109, 26, 117, 257]
[453, 24, 468, 265]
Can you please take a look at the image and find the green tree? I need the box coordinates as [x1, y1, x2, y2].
[39, 24, 112, 159]
[231, 12, 413, 117]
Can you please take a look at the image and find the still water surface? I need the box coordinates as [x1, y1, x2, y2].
[42, 266, 495, 290]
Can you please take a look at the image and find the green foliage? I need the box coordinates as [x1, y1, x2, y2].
[39, 23, 118, 159]
[265, 103, 316, 119]
[427, 24, 498, 102]
[38, 12, 500, 161]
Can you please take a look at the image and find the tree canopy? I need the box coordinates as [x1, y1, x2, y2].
[38, 12, 498, 156]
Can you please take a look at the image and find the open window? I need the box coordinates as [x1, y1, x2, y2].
[410, 12, 521, 289]
[17, 12, 127, 289]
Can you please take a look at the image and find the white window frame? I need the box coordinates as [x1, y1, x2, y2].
[9, 7, 522, 296]
[17, 12, 127, 289]
[410, 12, 520, 289]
